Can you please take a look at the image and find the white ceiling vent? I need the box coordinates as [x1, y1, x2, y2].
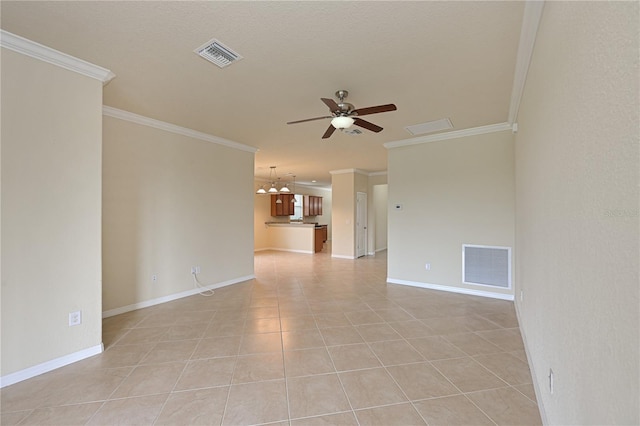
[341, 128, 363, 136]
[195, 38, 243, 68]
[405, 118, 453, 136]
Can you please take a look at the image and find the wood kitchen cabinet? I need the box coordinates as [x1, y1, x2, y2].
[271, 194, 295, 216]
[303, 195, 323, 216]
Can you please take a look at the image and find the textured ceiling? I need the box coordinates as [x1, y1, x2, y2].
[1, 1, 525, 187]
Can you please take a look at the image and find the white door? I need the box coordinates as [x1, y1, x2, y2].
[356, 192, 367, 258]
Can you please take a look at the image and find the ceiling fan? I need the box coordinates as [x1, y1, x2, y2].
[286, 90, 397, 139]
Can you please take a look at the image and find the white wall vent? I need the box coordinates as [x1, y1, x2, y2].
[462, 244, 511, 289]
[195, 38, 243, 68]
[341, 128, 363, 135]
[405, 118, 453, 136]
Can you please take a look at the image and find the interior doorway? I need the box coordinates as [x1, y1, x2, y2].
[356, 192, 367, 258]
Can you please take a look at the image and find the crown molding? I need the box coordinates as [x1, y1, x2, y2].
[0, 30, 115, 85]
[103, 106, 258, 153]
[508, 1, 545, 123]
[384, 122, 512, 149]
[329, 168, 381, 176]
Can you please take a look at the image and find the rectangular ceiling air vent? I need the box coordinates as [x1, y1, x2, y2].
[195, 38, 243, 68]
[341, 128, 363, 135]
[405, 118, 453, 136]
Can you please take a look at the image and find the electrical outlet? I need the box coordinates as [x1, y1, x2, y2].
[425, 263, 431, 270]
[69, 311, 81, 326]
[191, 266, 201, 275]
[151, 274, 158, 283]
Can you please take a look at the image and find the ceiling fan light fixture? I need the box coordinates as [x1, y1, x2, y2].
[331, 116, 355, 129]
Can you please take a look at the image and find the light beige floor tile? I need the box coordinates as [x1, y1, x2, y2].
[174, 357, 236, 390]
[233, 352, 284, 384]
[474, 352, 533, 385]
[355, 402, 427, 426]
[514, 382, 538, 402]
[510, 349, 529, 363]
[388, 320, 435, 338]
[328, 344, 382, 371]
[287, 374, 351, 418]
[245, 317, 282, 334]
[280, 315, 317, 331]
[386, 362, 459, 400]
[111, 362, 185, 398]
[161, 323, 207, 341]
[320, 326, 365, 346]
[290, 411, 358, 426]
[368, 340, 425, 366]
[284, 348, 335, 377]
[314, 313, 352, 328]
[373, 308, 414, 322]
[43, 368, 134, 408]
[81, 343, 154, 369]
[466, 387, 542, 425]
[17, 402, 102, 426]
[355, 323, 402, 342]
[86, 394, 168, 425]
[247, 306, 280, 319]
[173, 309, 216, 325]
[413, 395, 494, 425]
[135, 313, 177, 328]
[344, 310, 384, 325]
[282, 329, 325, 350]
[222, 380, 288, 425]
[406, 336, 467, 360]
[443, 332, 503, 356]
[476, 328, 526, 351]
[339, 368, 407, 409]
[191, 335, 242, 359]
[482, 312, 520, 328]
[431, 357, 507, 393]
[0, 410, 32, 425]
[204, 319, 245, 337]
[140, 339, 198, 364]
[239, 332, 283, 354]
[155, 387, 229, 425]
[115, 326, 171, 346]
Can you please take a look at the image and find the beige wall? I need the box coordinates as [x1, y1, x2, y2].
[387, 130, 515, 298]
[253, 184, 331, 251]
[330, 171, 356, 258]
[1, 49, 103, 375]
[515, 2, 639, 423]
[102, 116, 255, 314]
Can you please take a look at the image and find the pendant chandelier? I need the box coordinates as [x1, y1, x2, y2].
[256, 166, 292, 195]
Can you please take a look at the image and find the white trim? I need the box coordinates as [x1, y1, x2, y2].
[383, 122, 512, 149]
[102, 275, 255, 318]
[103, 106, 258, 153]
[329, 168, 369, 176]
[375, 247, 387, 253]
[386, 278, 514, 301]
[508, 1, 546, 123]
[0, 30, 115, 85]
[332, 254, 356, 260]
[514, 301, 549, 423]
[253, 248, 314, 255]
[368, 171, 388, 177]
[0, 343, 103, 388]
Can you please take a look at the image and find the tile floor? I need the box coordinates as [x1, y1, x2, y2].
[1, 249, 542, 425]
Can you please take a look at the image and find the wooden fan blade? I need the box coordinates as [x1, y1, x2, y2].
[321, 98, 340, 112]
[353, 118, 383, 133]
[352, 104, 397, 116]
[287, 116, 332, 125]
[322, 125, 336, 139]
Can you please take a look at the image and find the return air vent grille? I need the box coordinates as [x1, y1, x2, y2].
[462, 245, 511, 289]
[195, 38, 243, 68]
[341, 128, 363, 135]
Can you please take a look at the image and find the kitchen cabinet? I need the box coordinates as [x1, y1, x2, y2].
[303, 195, 323, 216]
[271, 194, 295, 216]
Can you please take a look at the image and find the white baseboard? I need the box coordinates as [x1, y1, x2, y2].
[253, 248, 313, 254]
[102, 274, 255, 318]
[386, 277, 514, 301]
[1, 343, 103, 388]
[332, 254, 356, 260]
[514, 301, 548, 424]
